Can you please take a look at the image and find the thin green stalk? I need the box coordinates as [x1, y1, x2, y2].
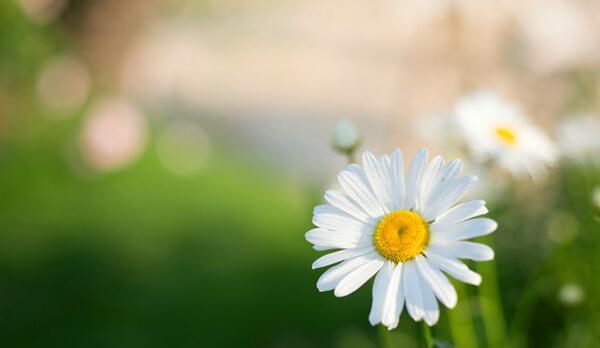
[377, 325, 394, 348]
[422, 322, 434, 348]
[476, 236, 508, 348]
[447, 282, 479, 348]
[345, 150, 356, 164]
[508, 279, 546, 348]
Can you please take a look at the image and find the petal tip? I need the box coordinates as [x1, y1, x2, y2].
[489, 219, 499, 232]
[333, 289, 347, 298]
[368, 317, 378, 326]
[424, 317, 438, 326]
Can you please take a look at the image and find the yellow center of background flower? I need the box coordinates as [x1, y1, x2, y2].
[373, 210, 429, 263]
[495, 127, 517, 145]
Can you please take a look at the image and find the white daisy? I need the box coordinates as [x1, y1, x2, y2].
[558, 114, 600, 166]
[306, 149, 497, 328]
[453, 92, 558, 179]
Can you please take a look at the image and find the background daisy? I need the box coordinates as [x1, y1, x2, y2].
[453, 92, 558, 180]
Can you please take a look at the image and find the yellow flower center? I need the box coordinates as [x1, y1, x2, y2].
[373, 210, 430, 263]
[495, 127, 517, 145]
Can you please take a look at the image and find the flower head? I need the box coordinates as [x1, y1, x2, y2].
[306, 149, 497, 328]
[453, 92, 557, 180]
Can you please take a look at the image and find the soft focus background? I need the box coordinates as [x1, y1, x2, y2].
[1, 0, 599, 347]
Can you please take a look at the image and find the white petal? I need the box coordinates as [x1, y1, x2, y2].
[425, 251, 481, 286]
[316, 253, 377, 291]
[435, 200, 488, 225]
[390, 149, 406, 211]
[335, 255, 385, 297]
[423, 175, 477, 221]
[429, 241, 494, 261]
[369, 261, 394, 326]
[403, 261, 424, 321]
[440, 159, 462, 182]
[312, 246, 376, 269]
[415, 255, 457, 308]
[431, 218, 498, 241]
[324, 190, 376, 225]
[417, 268, 440, 326]
[338, 164, 386, 218]
[305, 228, 373, 249]
[369, 261, 404, 329]
[362, 152, 394, 213]
[405, 148, 428, 211]
[418, 156, 444, 210]
[382, 263, 404, 329]
[313, 205, 374, 234]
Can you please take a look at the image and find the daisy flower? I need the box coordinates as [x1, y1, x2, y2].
[305, 149, 497, 328]
[558, 114, 600, 166]
[453, 92, 558, 179]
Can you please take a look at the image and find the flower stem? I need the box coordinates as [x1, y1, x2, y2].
[377, 325, 394, 348]
[476, 236, 508, 348]
[345, 150, 356, 164]
[422, 322, 434, 348]
[447, 281, 479, 348]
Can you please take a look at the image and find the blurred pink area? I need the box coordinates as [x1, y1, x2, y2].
[37, 55, 91, 117]
[80, 98, 147, 172]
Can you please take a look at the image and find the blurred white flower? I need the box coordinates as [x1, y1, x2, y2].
[306, 148, 496, 328]
[453, 92, 557, 180]
[37, 55, 91, 117]
[558, 283, 585, 306]
[558, 115, 600, 166]
[157, 121, 210, 176]
[332, 119, 360, 155]
[80, 98, 147, 172]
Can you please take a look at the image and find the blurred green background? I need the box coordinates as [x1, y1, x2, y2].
[1, 0, 599, 347]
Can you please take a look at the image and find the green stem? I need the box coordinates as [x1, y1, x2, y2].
[508, 279, 546, 348]
[476, 236, 508, 348]
[377, 325, 394, 348]
[422, 322, 434, 348]
[447, 281, 479, 348]
[345, 150, 356, 164]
